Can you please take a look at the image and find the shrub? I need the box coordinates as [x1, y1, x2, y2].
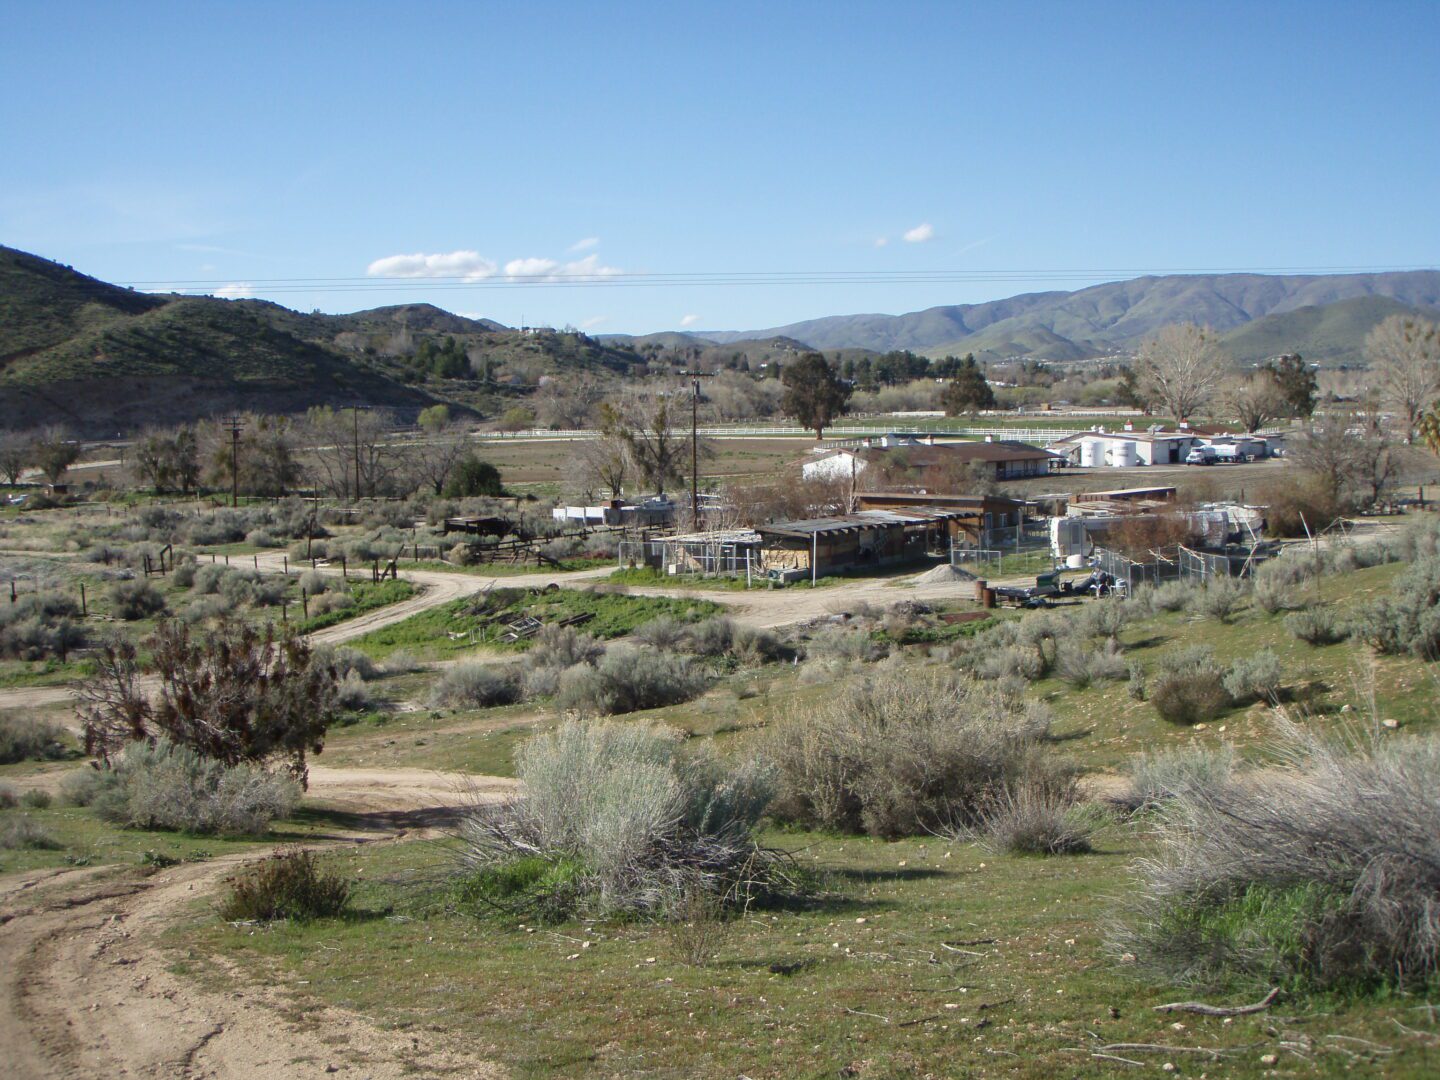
[455, 719, 780, 919]
[383, 649, 421, 675]
[298, 569, 333, 596]
[766, 671, 1057, 838]
[518, 625, 605, 698]
[447, 543, 475, 566]
[1, 817, 61, 851]
[245, 529, 280, 549]
[1351, 557, 1440, 658]
[219, 848, 352, 921]
[1223, 648, 1283, 704]
[429, 663, 521, 709]
[334, 670, 375, 712]
[1188, 577, 1247, 623]
[20, 789, 52, 809]
[0, 712, 69, 764]
[683, 616, 735, 657]
[0, 783, 16, 808]
[1253, 575, 1304, 615]
[1147, 581, 1197, 613]
[92, 739, 300, 835]
[976, 642, 1044, 682]
[633, 615, 688, 651]
[554, 648, 709, 716]
[0, 590, 86, 660]
[1076, 600, 1129, 642]
[60, 767, 102, 807]
[171, 560, 197, 588]
[1115, 722, 1440, 991]
[1120, 745, 1237, 813]
[1055, 639, 1130, 689]
[968, 779, 1094, 855]
[190, 563, 230, 594]
[805, 625, 887, 663]
[315, 644, 379, 681]
[731, 624, 787, 665]
[1285, 606, 1347, 646]
[1149, 646, 1232, 725]
[307, 591, 355, 616]
[108, 579, 167, 621]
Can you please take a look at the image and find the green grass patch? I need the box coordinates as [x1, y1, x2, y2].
[292, 579, 416, 633]
[347, 588, 722, 660]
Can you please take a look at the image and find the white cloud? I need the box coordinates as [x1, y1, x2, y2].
[874, 236, 889, 248]
[581, 315, 607, 329]
[568, 236, 600, 252]
[366, 250, 496, 280]
[505, 253, 623, 280]
[680, 314, 701, 327]
[214, 282, 255, 299]
[903, 222, 935, 243]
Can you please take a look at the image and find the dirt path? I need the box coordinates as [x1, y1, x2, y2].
[0, 767, 513, 1080]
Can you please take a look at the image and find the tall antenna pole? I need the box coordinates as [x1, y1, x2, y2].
[345, 404, 371, 501]
[223, 416, 244, 508]
[680, 372, 712, 528]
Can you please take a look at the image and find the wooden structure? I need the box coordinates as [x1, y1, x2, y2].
[855, 492, 1027, 547]
[757, 507, 972, 581]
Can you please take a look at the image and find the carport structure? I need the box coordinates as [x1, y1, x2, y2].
[757, 507, 968, 582]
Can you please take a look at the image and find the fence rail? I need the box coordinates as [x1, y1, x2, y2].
[479, 424, 1087, 445]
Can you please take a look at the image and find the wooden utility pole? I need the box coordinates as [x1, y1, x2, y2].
[680, 372, 713, 528]
[222, 415, 244, 508]
[344, 405, 371, 501]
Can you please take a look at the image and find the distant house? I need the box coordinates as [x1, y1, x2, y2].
[801, 439, 1056, 485]
[1051, 423, 1279, 467]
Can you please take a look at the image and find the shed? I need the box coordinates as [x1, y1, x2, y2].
[758, 507, 967, 580]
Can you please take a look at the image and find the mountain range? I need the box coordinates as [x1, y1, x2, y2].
[608, 270, 1440, 363]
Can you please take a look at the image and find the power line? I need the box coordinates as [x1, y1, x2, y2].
[123, 262, 1440, 294]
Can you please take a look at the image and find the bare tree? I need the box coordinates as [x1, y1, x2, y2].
[1135, 323, 1224, 421]
[0, 432, 30, 485]
[30, 426, 82, 486]
[305, 406, 398, 500]
[569, 433, 631, 501]
[408, 406, 472, 496]
[1365, 314, 1440, 440]
[599, 390, 686, 496]
[534, 376, 604, 429]
[1289, 408, 1397, 512]
[1220, 372, 1287, 432]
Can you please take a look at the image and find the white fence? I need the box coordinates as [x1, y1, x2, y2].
[481, 424, 1085, 445]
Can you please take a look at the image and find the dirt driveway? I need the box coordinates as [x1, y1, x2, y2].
[0, 767, 512, 1079]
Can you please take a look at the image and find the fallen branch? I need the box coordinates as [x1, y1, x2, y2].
[843, 1007, 891, 1023]
[899, 1014, 941, 1028]
[1153, 987, 1280, 1017]
[1090, 1052, 1145, 1067]
[1092, 1042, 1254, 1059]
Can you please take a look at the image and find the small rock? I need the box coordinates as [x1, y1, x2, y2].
[855, 917, 867, 924]
[325, 1066, 339, 1074]
[1108, 1006, 1121, 1019]
[1162, 1064, 1176, 1074]
[645, 957, 656, 964]
[1260, 1053, 1278, 1065]
[1194, 723, 1208, 731]
[1171, 1021, 1187, 1031]
[1383, 718, 1401, 729]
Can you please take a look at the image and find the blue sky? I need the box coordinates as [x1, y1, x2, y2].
[2, 1, 1437, 334]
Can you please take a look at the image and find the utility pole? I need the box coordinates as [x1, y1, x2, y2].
[222, 415, 244, 508]
[680, 372, 713, 528]
[344, 405, 371, 501]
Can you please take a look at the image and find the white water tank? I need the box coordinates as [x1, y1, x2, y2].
[1079, 437, 1104, 468]
[1112, 441, 1139, 468]
[1066, 553, 1087, 569]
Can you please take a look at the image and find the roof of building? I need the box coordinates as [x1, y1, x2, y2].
[807, 440, 1056, 467]
[856, 491, 1028, 511]
[759, 507, 971, 539]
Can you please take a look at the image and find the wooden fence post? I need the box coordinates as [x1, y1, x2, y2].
[301, 589, 309, 617]
[80, 582, 87, 617]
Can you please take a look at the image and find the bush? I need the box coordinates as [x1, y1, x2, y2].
[554, 648, 709, 716]
[1223, 648, 1283, 704]
[245, 529, 280, 549]
[447, 543, 476, 566]
[383, 649, 421, 675]
[805, 625, 887, 663]
[20, 789, 52, 809]
[1120, 746, 1237, 813]
[0, 590, 85, 660]
[1055, 639, 1130, 689]
[1115, 723, 1440, 991]
[682, 617, 735, 657]
[1147, 581, 1197, 613]
[633, 615, 688, 651]
[91, 739, 301, 835]
[1188, 577, 1247, 623]
[108, 579, 167, 621]
[519, 625, 605, 698]
[0, 712, 69, 764]
[969, 779, 1094, 856]
[455, 719, 780, 919]
[1149, 646, 1232, 725]
[1, 817, 61, 851]
[298, 569, 334, 596]
[766, 671, 1057, 838]
[60, 767, 102, 807]
[1253, 575, 1304, 615]
[429, 663, 521, 709]
[334, 670, 375, 712]
[171, 560, 197, 588]
[315, 644, 379, 681]
[1285, 606, 1347, 646]
[0, 783, 16, 809]
[1351, 557, 1440, 658]
[976, 642, 1044, 682]
[219, 848, 352, 921]
[190, 563, 230, 594]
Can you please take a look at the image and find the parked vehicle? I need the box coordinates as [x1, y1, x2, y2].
[1185, 447, 1217, 465]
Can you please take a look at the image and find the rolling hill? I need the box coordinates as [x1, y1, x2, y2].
[0, 246, 646, 432]
[675, 271, 1440, 360]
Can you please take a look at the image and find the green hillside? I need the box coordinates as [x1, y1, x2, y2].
[0, 245, 167, 359]
[1218, 295, 1430, 365]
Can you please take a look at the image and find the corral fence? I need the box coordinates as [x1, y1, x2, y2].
[1093, 543, 1272, 591]
[481, 425, 1087, 445]
[950, 548, 1002, 574]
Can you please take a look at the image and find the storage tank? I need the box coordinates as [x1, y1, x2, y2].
[1079, 437, 1104, 468]
[1112, 440, 1139, 468]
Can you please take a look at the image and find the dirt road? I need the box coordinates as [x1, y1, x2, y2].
[0, 767, 512, 1080]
